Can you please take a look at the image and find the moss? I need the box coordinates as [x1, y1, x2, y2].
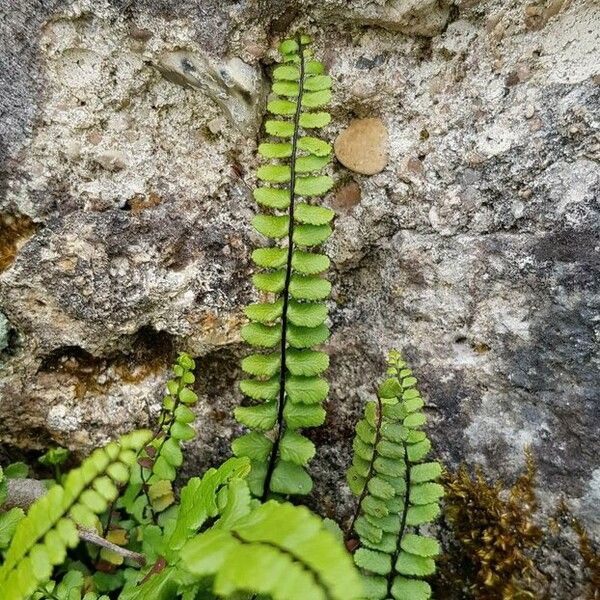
[0, 213, 38, 272]
[441, 450, 544, 599]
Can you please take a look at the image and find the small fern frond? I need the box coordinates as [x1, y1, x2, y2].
[234, 33, 334, 499]
[0, 429, 152, 600]
[347, 350, 443, 600]
[120, 352, 198, 522]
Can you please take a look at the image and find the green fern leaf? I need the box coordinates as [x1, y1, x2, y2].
[279, 431, 316, 465]
[289, 274, 331, 300]
[267, 98, 297, 115]
[285, 375, 329, 404]
[287, 323, 330, 348]
[244, 300, 284, 323]
[234, 402, 278, 431]
[253, 215, 289, 239]
[253, 270, 286, 294]
[241, 352, 281, 378]
[232, 432, 273, 462]
[240, 377, 280, 401]
[292, 250, 330, 274]
[295, 175, 334, 196]
[354, 548, 392, 576]
[304, 75, 333, 91]
[241, 323, 281, 348]
[410, 462, 442, 483]
[400, 534, 440, 558]
[295, 203, 335, 225]
[302, 89, 332, 107]
[298, 136, 331, 156]
[265, 120, 294, 138]
[252, 247, 288, 269]
[295, 154, 330, 173]
[273, 65, 300, 80]
[293, 223, 332, 246]
[286, 348, 329, 376]
[254, 187, 290, 209]
[395, 552, 436, 577]
[287, 300, 328, 327]
[258, 142, 293, 158]
[391, 577, 432, 600]
[283, 403, 326, 429]
[299, 112, 331, 128]
[305, 60, 325, 75]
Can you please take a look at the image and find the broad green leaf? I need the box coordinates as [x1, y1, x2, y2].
[272, 81, 299, 97]
[279, 432, 316, 465]
[258, 142, 292, 158]
[378, 377, 402, 399]
[395, 552, 436, 577]
[354, 548, 391, 576]
[391, 577, 431, 600]
[279, 39, 298, 54]
[235, 402, 278, 431]
[376, 438, 404, 459]
[298, 136, 331, 157]
[302, 89, 332, 107]
[407, 438, 431, 462]
[365, 512, 400, 534]
[347, 466, 366, 496]
[273, 65, 300, 80]
[287, 300, 328, 327]
[353, 454, 372, 478]
[304, 75, 333, 91]
[270, 460, 312, 495]
[241, 323, 281, 348]
[293, 224, 332, 246]
[373, 456, 405, 478]
[402, 376, 418, 388]
[285, 375, 329, 404]
[242, 352, 281, 378]
[253, 214, 289, 238]
[403, 396, 424, 413]
[0, 508, 24, 549]
[295, 203, 335, 225]
[410, 462, 442, 484]
[409, 482, 444, 505]
[267, 99, 296, 115]
[265, 120, 294, 138]
[295, 154, 330, 173]
[400, 534, 440, 558]
[257, 164, 291, 183]
[356, 419, 376, 445]
[254, 187, 290, 209]
[240, 377, 280, 401]
[289, 275, 331, 300]
[283, 403, 326, 429]
[295, 175, 334, 196]
[353, 437, 374, 462]
[381, 422, 409, 443]
[354, 515, 382, 544]
[299, 112, 331, 128]
[252, 247, 288, 269]
[244, 299, 284, 323]
[361, 495, 389, 518]
[292, 250, 330, 274]
[170, 422, 195, 442]
[216, 478, 252, 531]
[232, 432, 273, 462]
[161, 438, 184, 468]
[360, 574, 387, 600]
[286, 349, 329, 376]
[405, 502, 440, 526]
[287, 323, 329, 348]
[247, 460, 267, 498]
[362, 531, 397, 554]
[253, 270, 286, 294]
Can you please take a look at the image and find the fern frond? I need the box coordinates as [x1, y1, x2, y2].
[179, 500, 363, 600]
[0, 430, 152, 600]
[234, 33, 334, 499]
[347, 350, 443, 600]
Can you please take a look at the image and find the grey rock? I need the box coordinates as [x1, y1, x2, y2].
[0, 312, 8, 354]
[0, 0, 599, 595]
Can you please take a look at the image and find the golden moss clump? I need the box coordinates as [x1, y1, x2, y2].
[443, 450, 543, 599]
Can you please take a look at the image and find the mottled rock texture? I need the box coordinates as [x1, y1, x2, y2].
[0, 0, 598, 594]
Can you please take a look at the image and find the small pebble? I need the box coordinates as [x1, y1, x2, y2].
[334, 118, 388, 175]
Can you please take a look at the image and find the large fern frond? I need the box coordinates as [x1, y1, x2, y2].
[347, 350, 443, 600]
[0, 430, 152, 600]
[233, 33, 334, 499]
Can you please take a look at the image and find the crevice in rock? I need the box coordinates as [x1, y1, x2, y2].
[0, 212, 39, 272]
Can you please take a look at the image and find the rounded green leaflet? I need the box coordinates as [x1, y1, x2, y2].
[279, 431, 316, 466]
[252, 214, 289, 239]
[272, 81, 300, 97]
[253, 187, 290, 209]
[257, 164, 291, 183]
[285, 349, 329, 376]
[253, 270, 286, 294]
[297, 136, 331, 156]
[289, 274, 331, 300]
[295, 154, 330, 173]
[278, 39, 298, 55]
[304, 75, 333, 91]
[240, 376, 280, 401]
[286, 323, 330, 348]
[292, 250, 330, 274]
[265, 120, 294, 138]
[241, 352, 281, 378]
[400, 534, 440, 558]
[285, 376, 329, 404]
[305, 60, 325, 75]
[287, 300, 328, 327]
[244, 300, 284, 323]
[293, 224, 332, 246]
[235, 402, 278, 431]
[294, 203, 335, 225]
[299, 112, 331, 128]
[273, 65, 300, 81]
[283, 403, 326, 429]
[241, 323, 281, 348]
[252, 247, 288, 269]
[268, 99, 297, 116]
[395, 552, 436, 577]
[302, 89, 332, 108]
[391, 577, 431, 600]
[258, 142, 293, 158]
[354, 548, 392, 576]
[295, 175, 334, 196]
[270, 461, 313, 495]
[232, 432, 273, 462]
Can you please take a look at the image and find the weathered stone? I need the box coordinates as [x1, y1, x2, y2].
[0, 1, 599, 596]
[334, 118, 389, 175]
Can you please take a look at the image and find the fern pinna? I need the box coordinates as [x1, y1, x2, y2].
[233, 34, 334, 499]
[347, 350, 443, 600]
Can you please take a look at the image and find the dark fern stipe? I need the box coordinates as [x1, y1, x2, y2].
[232, 34, 334, 499]
[347, 350, 444, 600]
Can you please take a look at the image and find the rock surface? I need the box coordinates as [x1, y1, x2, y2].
[0, 0, 599, 594]
[334, 117, 389, 175]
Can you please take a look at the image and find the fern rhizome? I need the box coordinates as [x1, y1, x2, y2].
[347, 350, 443, 600]
[233, 34, 335, 499]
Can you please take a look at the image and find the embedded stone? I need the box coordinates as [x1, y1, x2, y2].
[334, 118, 388, 175]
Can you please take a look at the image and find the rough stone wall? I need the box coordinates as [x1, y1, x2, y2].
[0, 0, 598, 594]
